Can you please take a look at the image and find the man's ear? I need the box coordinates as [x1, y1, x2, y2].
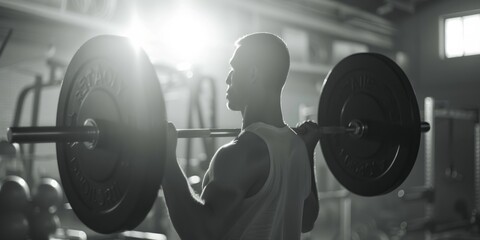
[249, 66, 257, 84]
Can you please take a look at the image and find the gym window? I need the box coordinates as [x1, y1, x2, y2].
[442, 13, 480, 58]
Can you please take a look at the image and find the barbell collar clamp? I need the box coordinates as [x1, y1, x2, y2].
[347, 119, 366, 138]
[82, 118, 99, 150]
[420, 122, 430, 132]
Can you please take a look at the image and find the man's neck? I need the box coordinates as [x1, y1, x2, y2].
[241, 96, 285, 130]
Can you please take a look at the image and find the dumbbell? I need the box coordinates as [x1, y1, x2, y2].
[0, 175, 31, 213]
[32, 178, 63, 213]
[0, 176, 31, 240]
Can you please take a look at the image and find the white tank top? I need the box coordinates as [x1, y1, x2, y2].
[223, 122, 311, 240]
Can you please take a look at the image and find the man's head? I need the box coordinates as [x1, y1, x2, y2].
[226, 32, 290, 111]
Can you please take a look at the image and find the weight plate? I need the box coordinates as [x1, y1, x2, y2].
[318, 53, 420, 196]
[56, 35, 167, 233]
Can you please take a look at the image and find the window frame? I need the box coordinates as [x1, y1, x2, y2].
[440, 9, 480, 59]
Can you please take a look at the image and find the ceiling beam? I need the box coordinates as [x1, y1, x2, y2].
[211, 0, 394, 49]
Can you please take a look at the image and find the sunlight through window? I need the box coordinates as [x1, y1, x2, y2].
[444, 13, 480, 58]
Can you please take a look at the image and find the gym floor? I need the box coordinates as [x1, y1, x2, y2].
[1, 0, 480, 239]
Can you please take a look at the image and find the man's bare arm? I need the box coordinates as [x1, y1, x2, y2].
[294, 121, 320, 232]
[162, 124, 268, 239]
[302, 151, 319, 233]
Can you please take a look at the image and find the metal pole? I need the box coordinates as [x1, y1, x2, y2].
[474, 123, 480, 215]
[27, 76, 42, 184]
[424, 97, 435, 240]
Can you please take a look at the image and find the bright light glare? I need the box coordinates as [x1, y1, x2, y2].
[122, 5, 218, 67]
[124, 14, 149, 51]
[161, 6, 217, 64]
[463, 14, 480, 56]
[445, 17, 463, 58]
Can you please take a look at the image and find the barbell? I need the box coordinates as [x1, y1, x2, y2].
[5, 35, 429, 233]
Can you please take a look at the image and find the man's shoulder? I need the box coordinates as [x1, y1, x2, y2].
[214, 131, 269, 168]
[227, 131, 268, 155]
[207, 131, 270, 197]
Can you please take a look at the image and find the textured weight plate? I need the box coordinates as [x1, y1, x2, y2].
[318, 53, 420, 196]
[56, 35, 167, 233]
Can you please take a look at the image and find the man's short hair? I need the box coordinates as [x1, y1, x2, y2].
[234, 32, 290, 92]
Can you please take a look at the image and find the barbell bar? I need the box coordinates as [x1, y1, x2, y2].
[7, 120, 430, 144]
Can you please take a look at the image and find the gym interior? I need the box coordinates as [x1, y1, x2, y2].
[0, 0, 480, 239]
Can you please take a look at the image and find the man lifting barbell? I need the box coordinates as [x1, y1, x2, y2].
[162, 32, 319, 240]
[6, 32, 430, 235]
